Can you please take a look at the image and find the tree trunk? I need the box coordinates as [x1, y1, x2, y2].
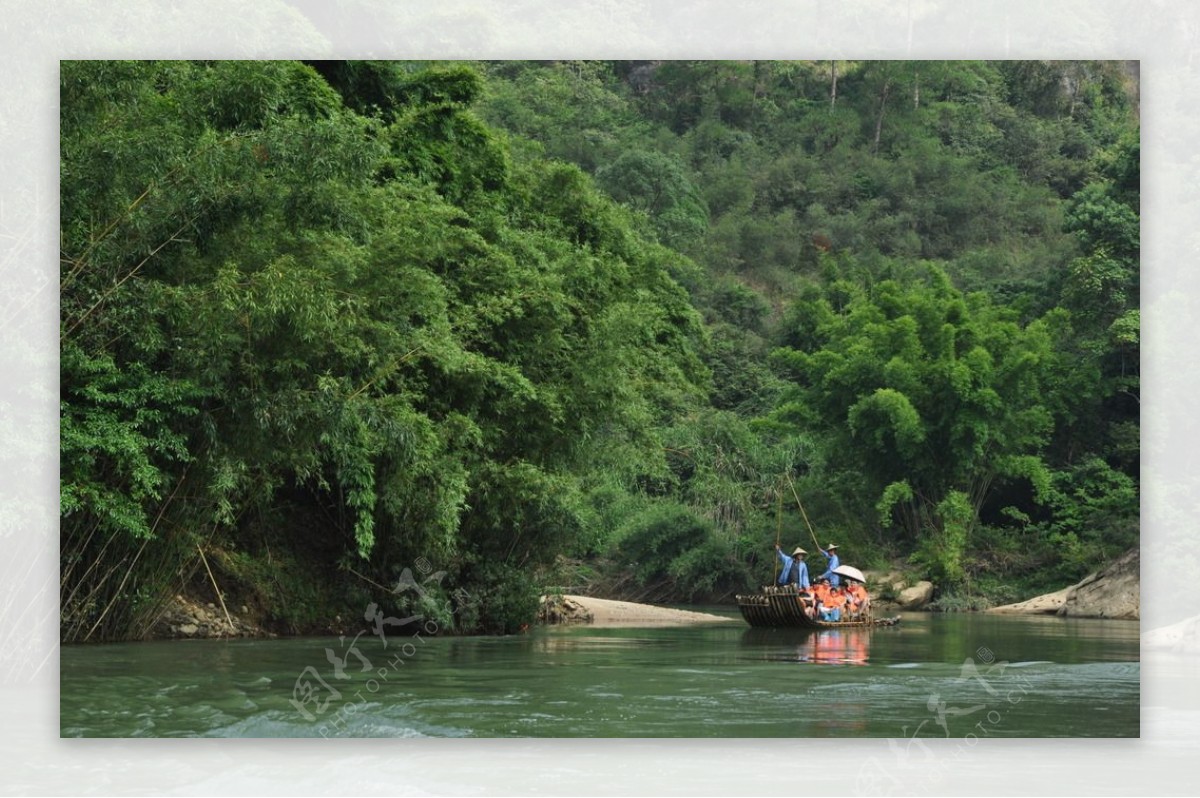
[830, 60, 838, 106]
[872, 80, 891, 153]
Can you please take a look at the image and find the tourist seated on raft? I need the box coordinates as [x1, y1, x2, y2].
[844, 590, 858, 619]
[841, 583, 858, 618]
[796, 586, 818, 618]
[810, 577, 829, 604]
[846, 582, 870, 619]
[820, 585, 847, 622]
[811, 577, 831, 618]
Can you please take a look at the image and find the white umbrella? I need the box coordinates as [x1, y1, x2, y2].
[832, 564, 866, 583]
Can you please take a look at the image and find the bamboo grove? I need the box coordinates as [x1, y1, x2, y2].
[60, 60, 1139, 640]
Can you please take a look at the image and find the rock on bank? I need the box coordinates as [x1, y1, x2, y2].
[151, 593, 269, 639]
[989, 549, 1139, 620]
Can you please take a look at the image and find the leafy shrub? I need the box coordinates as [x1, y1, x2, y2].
[667, 536, 752, 601]
[468, 561, 541, 635]
[218, 547, 339, 633]
[928, 593, 991, 612]
[909, 490, 971, 588]
[608, 500, 753, 601]
[613, 501, 714, 585]
[1036, 457, 1138, 581]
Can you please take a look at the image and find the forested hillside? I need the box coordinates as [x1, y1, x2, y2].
[60, 60, 1139, 640]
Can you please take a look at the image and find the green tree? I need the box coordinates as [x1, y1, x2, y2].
[769, 262, 1058, 578]
[60, 60, 710, 640]
[595, 149, 709, 249]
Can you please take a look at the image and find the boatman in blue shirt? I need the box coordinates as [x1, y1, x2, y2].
[818, 543, 840, 587]
[774, 544, 810, 590]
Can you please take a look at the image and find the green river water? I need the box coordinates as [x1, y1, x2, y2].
[60, 610, 1139, 738]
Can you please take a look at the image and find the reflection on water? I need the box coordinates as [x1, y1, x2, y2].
[741, 627, 873, 665]
[802, 629, 871, 665]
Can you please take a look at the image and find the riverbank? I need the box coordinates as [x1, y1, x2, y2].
[142, 546, 1139, 643]
[146, 590, 737, 641]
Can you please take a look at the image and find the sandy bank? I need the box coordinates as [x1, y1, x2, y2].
[539, 594, 738, 627]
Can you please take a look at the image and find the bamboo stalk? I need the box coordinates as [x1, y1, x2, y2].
[62, 130, 252, 292]
[61, 520, 124, 612]
[83, 537, 150, 642]
[59, 519, 101, 590]
[197, 545, 235, 635]
[773, 482, 782, 582]
[63, 218, 193, 339]
[345, 565, 393, 595]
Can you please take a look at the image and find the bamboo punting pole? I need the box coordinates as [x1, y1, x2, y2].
[784, 471, 822, 553]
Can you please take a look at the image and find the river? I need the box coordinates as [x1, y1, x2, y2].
[60, 610, 1138, 738]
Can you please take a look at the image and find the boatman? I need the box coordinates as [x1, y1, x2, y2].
[818, 543, 841, 586]
[774, 544, 810, 590]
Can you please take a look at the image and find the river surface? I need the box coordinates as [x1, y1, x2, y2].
[60, 610, 1139, 738]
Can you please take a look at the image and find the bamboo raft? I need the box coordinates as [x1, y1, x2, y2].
[736, 587, 898, 629]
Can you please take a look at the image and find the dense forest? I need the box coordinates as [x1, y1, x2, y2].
[60, 60, 1139, 640]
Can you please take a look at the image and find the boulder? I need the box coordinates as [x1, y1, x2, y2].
[987, 586, 1074, 615]
[987, 549, 1139, 620]
[536, 594, 594, 625]
[896, 580, 935, 609]
[1057, 549, 1139, 620]
[178, 623, 199, 637]
[862, 568, 922, 608]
